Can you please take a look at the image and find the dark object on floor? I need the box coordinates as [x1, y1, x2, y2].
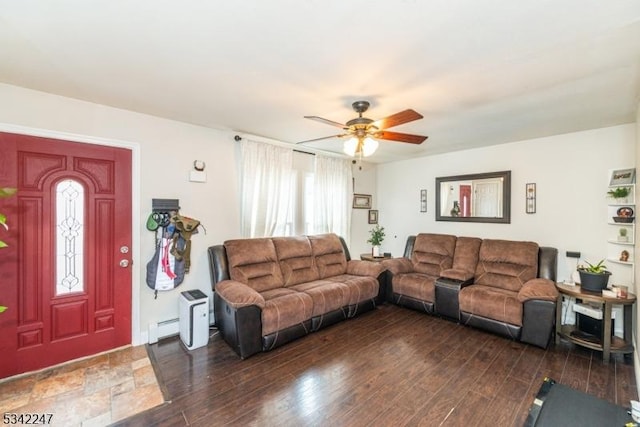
[524, 377, 633, 426]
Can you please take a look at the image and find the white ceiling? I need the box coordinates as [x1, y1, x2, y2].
[1, 1, 639, 163]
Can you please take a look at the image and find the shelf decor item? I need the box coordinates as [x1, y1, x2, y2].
[620, 250, 630, 262]
[609, 168, 636, 186]
[607, 186, 632, 204]
[577, 259, 612, 292]
[618, 227, 629, 242]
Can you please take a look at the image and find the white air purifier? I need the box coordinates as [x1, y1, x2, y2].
[179, 289, 209, 350]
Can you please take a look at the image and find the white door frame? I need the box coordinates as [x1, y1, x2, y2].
[0, 122, 143, 345]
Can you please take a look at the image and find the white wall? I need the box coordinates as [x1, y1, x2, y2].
[0, 83, 241, 344]
[351, 161, 378, 257]
[377, 124, 636, 284]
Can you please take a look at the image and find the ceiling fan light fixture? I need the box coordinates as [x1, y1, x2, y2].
[343, 137, 378, 157]
[343, 137, 359, 156]
[361, 137, 379, 157]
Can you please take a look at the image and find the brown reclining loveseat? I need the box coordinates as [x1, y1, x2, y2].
[382, 233, 558, 348]
[207, 233, 385, 358]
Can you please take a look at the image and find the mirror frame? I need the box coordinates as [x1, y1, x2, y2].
[435, 170, 511, 223]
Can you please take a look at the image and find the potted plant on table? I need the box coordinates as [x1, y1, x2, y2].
[0, 187, 17, 314]
[367, 225, 385, 257]
[577, 259, 612, 292]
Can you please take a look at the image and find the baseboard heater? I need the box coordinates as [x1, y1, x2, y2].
[148, 318, 180, 344]
[148, 309, 215, 344]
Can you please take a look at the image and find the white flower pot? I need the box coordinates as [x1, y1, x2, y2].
[372, 245, 380, 257]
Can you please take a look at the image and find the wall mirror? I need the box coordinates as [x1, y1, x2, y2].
[435, 170, 511, 223]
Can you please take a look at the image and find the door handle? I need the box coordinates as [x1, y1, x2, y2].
[119, 259, 130, 268]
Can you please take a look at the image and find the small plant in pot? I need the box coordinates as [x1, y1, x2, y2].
[618, 227, 629, 242]
[607, 186, 631, 202]
[367, 225, 385, 257]
[577, 259, 612, 292]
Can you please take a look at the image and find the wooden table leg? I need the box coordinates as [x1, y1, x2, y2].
[555, 295, 562, 345]
[602, 301, 612, 364]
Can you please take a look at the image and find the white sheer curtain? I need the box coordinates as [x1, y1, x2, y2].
[239, 139, 294, 237]
[313, 155, 353, 244]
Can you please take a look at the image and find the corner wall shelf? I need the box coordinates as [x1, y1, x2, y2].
[606, 176, 635, 286]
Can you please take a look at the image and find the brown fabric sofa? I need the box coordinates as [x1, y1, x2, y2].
[382, 233, 558, 348]
[207, 233, 385, 358]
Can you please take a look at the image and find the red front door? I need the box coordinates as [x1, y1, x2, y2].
[0, 132, 132, 378]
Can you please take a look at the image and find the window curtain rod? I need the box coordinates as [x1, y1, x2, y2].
[234, 134, 348, 159]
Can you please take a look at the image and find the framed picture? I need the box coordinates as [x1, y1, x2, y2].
[420, 189, 427, 212]
[610, 168, 636, 186]
[353, 194, 372, 209]
[368, 210, 378, 224]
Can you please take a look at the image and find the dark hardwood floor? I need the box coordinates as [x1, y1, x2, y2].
[114, 304, 637, 426]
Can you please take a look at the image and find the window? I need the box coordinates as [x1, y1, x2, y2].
[239, 139, 351, 240]
[55, 179, 85, 295]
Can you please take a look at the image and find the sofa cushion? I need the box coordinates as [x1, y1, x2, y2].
[474, 239, 539, 292]
[392, 273, 436, 303]
[273, 236, 320, 286]
[459, 285, 522, 326]
[290, 280, 350, 316]
[327, 274, 379, 305]
[411, 233, 456, 276]
[224, 238, 284, 292]
[309, 233, 347, 278]
[260, 288, 314, 336]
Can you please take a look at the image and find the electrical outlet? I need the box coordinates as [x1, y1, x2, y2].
[566, 251, 581, 259]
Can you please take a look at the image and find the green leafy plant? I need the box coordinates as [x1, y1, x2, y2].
[607, 187, 631, 199]
[0, 187, 16, 314]
[578, 259, 609, 274]
[367, 225, 385, 246]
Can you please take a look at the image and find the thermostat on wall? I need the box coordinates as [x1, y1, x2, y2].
[189, 170, 206, 183]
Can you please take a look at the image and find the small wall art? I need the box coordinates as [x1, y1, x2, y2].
[353, 193, 372, 209]
[526, 183, 536, 214]
[420, 189, 427, 212]
[368, 209, 378, 224]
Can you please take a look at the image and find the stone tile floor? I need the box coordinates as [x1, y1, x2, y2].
[0, 346, 165, 426]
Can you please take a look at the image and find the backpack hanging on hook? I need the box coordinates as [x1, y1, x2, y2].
[169, 213, 201, 273]
[146, 215, 186, 299]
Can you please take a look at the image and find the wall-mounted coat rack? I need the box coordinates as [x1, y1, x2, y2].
[152, 198, 180, 213]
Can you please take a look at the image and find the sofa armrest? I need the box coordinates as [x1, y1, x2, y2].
[440, 268, 474, 282]
[346, 259, 385, 277]
[216, 280, 265, 309]
[380, 257, 413, 275]
[518, 278, 558, 302]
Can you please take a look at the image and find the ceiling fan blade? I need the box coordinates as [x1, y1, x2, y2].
[296, 134, 347, 144]
[372, 109, 423, 130]
[376, 131, 428, 145]
[304, 116, 348, 129]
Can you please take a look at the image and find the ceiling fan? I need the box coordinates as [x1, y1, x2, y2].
[299, 100, 428, 157]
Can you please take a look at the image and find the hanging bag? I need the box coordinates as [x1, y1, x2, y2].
[146, 225, 186, 298]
